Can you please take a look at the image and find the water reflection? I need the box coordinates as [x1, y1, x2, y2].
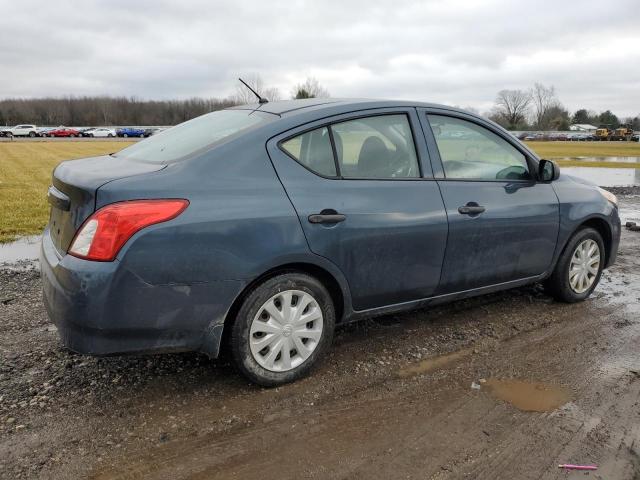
[562, 166, 640, 186]
[0, 235, 41, 263]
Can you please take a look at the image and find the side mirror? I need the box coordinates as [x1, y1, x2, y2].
[538, 159, 560, 182]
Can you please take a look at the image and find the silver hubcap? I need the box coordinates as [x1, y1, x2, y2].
[249, 290, 323, 372]
[569, 239, 600, 294]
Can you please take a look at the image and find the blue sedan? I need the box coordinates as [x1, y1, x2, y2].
[40, 99, 620, 386]
[116, 127, 145, 138]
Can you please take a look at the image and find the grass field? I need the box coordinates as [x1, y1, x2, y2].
[525, 141, 640, 161]
[0, 142, 133, 243]
[0, 140, 638, 243]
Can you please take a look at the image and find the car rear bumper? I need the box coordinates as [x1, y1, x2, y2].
[40, 228, 244, 358]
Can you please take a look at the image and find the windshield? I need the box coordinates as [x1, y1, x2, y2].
[114, 109, 275, 163]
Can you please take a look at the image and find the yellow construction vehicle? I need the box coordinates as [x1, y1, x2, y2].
[611, 123, 634, 141]
[594, 125, 613, 141]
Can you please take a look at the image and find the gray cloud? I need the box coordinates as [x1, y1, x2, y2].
[1, 0, 638, 116]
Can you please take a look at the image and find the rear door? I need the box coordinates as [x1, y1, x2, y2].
[267, 108, 448, 311]
[419, 108, 560, 293]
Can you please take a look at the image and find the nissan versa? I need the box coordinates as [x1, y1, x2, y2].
[40, 99, 620, 386]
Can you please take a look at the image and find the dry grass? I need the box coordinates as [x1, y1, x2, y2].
[0, 140, 638, 243]
[0, 142, 132, 242]
[524, 141, 640, 159]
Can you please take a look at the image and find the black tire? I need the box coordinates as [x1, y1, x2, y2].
[229, 272, 335, 386]
[29, 131, 35, 137]
[544, 227, 605, 303]
[123, 133, 128, 138]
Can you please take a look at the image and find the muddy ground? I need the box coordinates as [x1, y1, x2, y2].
[1, 196, 639, 480]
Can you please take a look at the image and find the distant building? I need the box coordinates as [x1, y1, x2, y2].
[569, 124, 598, 132]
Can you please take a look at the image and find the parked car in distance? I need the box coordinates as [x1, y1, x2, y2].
[41, 99, 621, 386]
[632, 134, 639, 142]
[523, 133, 541, 141]
[143, 127, 163, 137]
[44, 127, 81, 137]
[117, 127, 145, 138]
[85, 127, 116, 138]
[37, 127, 56, 137]
[570, 133, 587, 141]
[79, 128, 96, 137]
[3, 124, 38, 137]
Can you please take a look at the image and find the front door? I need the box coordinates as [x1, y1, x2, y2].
[267, 109, 449, 311]
[421, 110, 560, 294]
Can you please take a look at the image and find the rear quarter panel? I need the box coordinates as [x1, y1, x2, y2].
[96, 135, 320, 286]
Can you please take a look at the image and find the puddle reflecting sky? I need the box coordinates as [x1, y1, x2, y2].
[562, 165, 640, 187]
[0, 235, 41, 264]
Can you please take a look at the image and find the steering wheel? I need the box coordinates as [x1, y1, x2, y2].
[388, 150, 416, 177]
[495, 165, 528, 180]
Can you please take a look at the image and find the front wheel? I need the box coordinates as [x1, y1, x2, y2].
[229, 273, 335, 386]
[544, 228, 604, 303]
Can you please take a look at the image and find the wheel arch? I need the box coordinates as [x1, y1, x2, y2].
[215, 261, 349, 358]
[227, 262, 347, 325]
[556, 216, 613, 269]
[577, 216, 612, 266]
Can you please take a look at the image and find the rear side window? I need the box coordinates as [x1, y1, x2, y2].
[115, 109, 274, 163]
[279, 114, 419, 179]
[428, 115, 530, 181]
[332, 115, 419, 178]
[281, 127, 337, 177]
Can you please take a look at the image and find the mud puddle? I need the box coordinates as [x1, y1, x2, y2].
[397, 348, 472, 377]
[483, 379, 571, 412]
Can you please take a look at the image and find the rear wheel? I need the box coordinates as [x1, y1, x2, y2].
[544, 227, 604, 303]
[229, 273, 335, 386]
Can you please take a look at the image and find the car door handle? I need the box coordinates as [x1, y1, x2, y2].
[308, 212, 346, 224]
[458, 204, 485, 215]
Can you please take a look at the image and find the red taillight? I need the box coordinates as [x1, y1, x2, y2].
[68, 199, 189, 261]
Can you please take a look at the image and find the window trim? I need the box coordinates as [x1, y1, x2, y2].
[276, 111, 424, 181]
[421, 108, 539, 183]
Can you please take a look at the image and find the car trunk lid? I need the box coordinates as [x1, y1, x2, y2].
[48, 155, 164, 253]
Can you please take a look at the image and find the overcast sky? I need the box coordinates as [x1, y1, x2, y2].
[1, 0, 638, 117]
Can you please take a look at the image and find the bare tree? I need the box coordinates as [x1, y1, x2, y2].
[531, 83, 557, 129]
[493, 89, 531, 129]
[291, 77, 330, 99]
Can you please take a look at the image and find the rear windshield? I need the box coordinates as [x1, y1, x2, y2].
[114, 109, 274, 163]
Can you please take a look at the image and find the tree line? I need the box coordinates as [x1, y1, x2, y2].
[489, 83, 639, 131]
[0, 75, 331, 127]
[1, 76, 635, 131]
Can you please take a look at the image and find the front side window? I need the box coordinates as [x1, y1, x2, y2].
[332, 114, 419, 179]
[281, 127, 337, 177]
[115, 109, 274, 163]
[428, 115, 530, 181]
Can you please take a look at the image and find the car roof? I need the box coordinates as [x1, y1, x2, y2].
[229, 98, 471, 118]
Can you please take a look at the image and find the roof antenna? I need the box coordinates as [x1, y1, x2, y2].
[238, 77, 268, 104]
